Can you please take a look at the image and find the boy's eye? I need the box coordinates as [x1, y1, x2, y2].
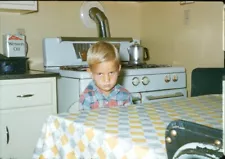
[109, 72, 114, 75]
[97, 73, 103, 76]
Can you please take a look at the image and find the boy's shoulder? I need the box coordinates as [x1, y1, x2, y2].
[82, 81, 96, 94]
[116, 84, 130, 93]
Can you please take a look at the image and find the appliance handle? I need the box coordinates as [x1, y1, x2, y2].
[59, 37, 133, 42]
[144, 47, 149, 60]
[146, 92, 184, 100]
[6, 126, 9, 144]
[17, 94, 34, 98]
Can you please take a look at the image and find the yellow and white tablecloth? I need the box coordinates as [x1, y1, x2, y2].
[33, 95, 222, 159]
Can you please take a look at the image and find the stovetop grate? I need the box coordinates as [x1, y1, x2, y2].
[60, 65, 88, 71]
[121, 63, 171, 69]
[60, 64, 172, 71]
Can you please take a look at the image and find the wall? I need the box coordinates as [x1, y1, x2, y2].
[0, 1, 223, 95]
[140, 2, 224, 96]
[0, 1, 141, 70]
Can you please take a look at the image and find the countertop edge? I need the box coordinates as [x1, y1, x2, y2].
[0, 70, 60, 80]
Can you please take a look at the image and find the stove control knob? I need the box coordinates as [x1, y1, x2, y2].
[132, 77, 140, 86]
[142, 76, 150, 85]
[165, 75, 171, 83]
[173, 74, 178, 82]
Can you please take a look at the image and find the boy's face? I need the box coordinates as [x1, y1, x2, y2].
[87, 60, 121, 96]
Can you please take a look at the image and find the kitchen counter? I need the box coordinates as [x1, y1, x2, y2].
[0, 70, 59, 80]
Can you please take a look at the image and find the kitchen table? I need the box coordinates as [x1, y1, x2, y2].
[33, 94, 222, 159]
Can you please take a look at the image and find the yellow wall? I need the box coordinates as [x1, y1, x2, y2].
[0, 1, 141, 70]
[0, 1, 223, 95]
[140, 2, 224, 96]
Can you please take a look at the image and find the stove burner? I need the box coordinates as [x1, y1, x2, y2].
[121, 63, 171, 69]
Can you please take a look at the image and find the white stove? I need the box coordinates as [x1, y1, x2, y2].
[43, 37, 187, 113]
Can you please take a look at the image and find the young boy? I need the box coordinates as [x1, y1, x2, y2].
[79, 41, 133, 110]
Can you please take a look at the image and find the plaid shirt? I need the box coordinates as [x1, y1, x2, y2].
[79, 81, 133, 110]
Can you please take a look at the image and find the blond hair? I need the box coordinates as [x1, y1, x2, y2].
[87, 41, 120, 67]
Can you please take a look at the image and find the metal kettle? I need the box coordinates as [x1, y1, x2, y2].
[127, 42, 149, 65]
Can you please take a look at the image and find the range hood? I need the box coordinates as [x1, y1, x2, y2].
[89, 7, 111, 38]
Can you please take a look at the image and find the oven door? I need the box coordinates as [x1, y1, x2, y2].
[132, 88, 187, 104]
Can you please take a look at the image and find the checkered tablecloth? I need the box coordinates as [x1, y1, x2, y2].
[33, 95, 222, 159]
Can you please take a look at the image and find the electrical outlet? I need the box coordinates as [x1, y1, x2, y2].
[16, 28, 25, 35]
[184, 9, 190, 25]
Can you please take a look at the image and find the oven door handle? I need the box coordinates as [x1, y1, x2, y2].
[146, 92, 184, 100]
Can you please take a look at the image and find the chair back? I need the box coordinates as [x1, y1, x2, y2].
[191, 68, 225, 97]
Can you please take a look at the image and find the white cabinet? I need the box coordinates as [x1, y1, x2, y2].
[0, 77, 57, 159]
[0, 1, 37, 13]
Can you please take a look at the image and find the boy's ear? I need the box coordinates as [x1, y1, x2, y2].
[87, 68, 92, 77]
[118, 64, 121, 72]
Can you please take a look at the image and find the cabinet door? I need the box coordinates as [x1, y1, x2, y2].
[0, 106, 52, 159]
[0, 1, 37, 12]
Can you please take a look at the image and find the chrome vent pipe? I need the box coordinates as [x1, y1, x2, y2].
[89, 7, 111, 38]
